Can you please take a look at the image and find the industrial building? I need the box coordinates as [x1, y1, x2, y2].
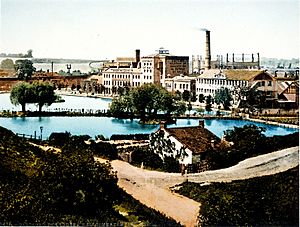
[102, 48, 189, 94]
[195, 69, 277, 106]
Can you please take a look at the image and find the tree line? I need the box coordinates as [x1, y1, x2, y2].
[1, 58, 36, 80]
[10, 82, 60, 112]
[109, 83, 188, 122]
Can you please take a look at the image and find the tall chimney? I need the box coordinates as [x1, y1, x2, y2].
[204, 30, 211, 71]
[135, 49, 140, 63]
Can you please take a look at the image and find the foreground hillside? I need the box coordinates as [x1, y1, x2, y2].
[0, 126, 179, 226]
[177, 167, 299, 226]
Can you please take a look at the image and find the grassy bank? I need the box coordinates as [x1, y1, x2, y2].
[176, 167, 299, 226]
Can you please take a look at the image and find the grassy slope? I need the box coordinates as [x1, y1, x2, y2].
[177, 167, 299, 226]
[0, 126, 180, 226]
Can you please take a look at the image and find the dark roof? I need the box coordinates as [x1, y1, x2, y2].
[165, 126, 220, 154]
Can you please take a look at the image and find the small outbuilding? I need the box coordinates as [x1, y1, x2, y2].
[150, 120, 224, 173]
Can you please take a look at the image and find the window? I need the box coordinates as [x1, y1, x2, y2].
[268, 81, 272, 86]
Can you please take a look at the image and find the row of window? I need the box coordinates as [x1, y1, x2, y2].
[112, 81, 130, 87]
[104, 74, 141, 79]
[174, 83, 189, 90]
[196, 88, 222, 94]
[143, 69, 153, 73]
[103, 81, 142, 88]
[197, 79, 248, 87]
[142, 62, 153, 66]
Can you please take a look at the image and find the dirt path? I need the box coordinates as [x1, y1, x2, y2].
[95, 146, 299, 226]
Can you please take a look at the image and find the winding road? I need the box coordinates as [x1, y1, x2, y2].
[95, 146, 299, 226]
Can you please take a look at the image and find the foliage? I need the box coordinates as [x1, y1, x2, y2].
[205, 95, 213, 112]
[0, 126, 178, 225]
[110, 83, 186, 121]
[10, 82, 35, 112]
[25, 49, 33, 58]
[34, 82, 58, 112]
[214, 87, 233, 110]
[10, 82, 60, 113]
[110, 133, 149, 140]
[190, 91, 197, 102]
[196, 107, 205, 116]
[182, 90, 190, 102]
[239, 85, 266, 109]
[177, 167, 299, 226]
[198, 94, 205, 103]
[148, 130, 187, 168]
[15, 59, 36, 80]
[205, 124, 299, 170]
[131, 146, 180, 173]
[48, 132, 71, 147]
[224, 124, 266, 157]
[187, 102, 192, 114]
[0, 58, 15, 70]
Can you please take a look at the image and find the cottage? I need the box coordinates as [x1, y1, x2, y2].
[150, 120, 222, 173]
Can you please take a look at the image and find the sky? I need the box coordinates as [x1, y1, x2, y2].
[0, 0, 299, 60]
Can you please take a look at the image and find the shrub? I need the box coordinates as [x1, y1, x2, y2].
[177, 167, 299, 226]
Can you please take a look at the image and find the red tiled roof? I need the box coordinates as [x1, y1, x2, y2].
[165, 126, 220, 154]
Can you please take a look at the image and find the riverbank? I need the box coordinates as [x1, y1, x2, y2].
[245, 117, 299, 129]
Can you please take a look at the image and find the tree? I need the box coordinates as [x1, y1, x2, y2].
[10, 82, 35, 112]
[175, 101, 187, 116]
[239, 85, 266, 110]
[34, 82, 58, 112]
[25, 49, 33, 58]
[190, 92, 197, 102]
[187, 102, 192, 114]
[182, 90, 190, 102]
[214, 87, 233, 110]
[10, 82, 59, 113]
[224, 124, 266, 162]
[109, 84, 181, 121]
[15, 59, 36, 80]
[198, 94, 205, 103]
[0, 58, 15, 70]
[205, 95, 213, 113]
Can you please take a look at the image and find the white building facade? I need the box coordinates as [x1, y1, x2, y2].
[195, 70, 249, 98]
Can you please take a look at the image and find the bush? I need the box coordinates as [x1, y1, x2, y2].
[131, 147, 180, 173]
[110, 134, 150, 140]
[177, 167, 299, 226]
[205, 125, 299, 170]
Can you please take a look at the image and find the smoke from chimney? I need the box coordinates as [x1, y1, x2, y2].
[200, 28, 209, 32]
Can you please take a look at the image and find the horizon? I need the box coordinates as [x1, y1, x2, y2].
[0, 0, 299, 60]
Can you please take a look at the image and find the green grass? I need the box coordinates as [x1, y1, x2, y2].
[176, 167, 299, 226]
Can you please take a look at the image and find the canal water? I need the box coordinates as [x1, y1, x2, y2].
[0, 93, 298, 139]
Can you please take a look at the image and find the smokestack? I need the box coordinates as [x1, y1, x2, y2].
[204, 30, 211, 71]
[135, 49, 140, 63]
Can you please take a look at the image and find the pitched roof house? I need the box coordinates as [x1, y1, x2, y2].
[151, 120, 222, 167]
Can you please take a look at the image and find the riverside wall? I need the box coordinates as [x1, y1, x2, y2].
[0, 74, 89, 92]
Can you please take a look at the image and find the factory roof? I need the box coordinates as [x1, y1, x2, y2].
[165, 75, 195, 81]
[197, 69, 270, 81]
